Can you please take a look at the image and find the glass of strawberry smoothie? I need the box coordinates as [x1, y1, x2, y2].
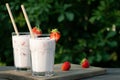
[29, 34, 56, 77]
[12, 32, 31, 71]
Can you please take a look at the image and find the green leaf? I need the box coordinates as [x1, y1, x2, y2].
[100, 1, 106, 7]
[58, 14, 65, 22]
[98, 41, 105, 47]
[89, 16, 97, 23]
[65, 12, 74, 21]
[107, 41, 117, 47]
[110, 52, 118, 61]
[63, 4, 72, 10]
[96, 53, 102, 62]
[102, 53, 110, 61]
[106, 31, 116, 39]
[88, 56, 95, 64]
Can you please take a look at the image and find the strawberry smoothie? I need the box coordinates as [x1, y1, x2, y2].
[29, 35, 56, 76]
[12, 32, 31, 71]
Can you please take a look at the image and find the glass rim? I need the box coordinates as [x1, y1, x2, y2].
[33, 34, 50, 38]
[12, 32, 50, 37]
[12, 32, 30, 35]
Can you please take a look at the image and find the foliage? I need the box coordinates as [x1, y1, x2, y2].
[0, 0, 120, 67]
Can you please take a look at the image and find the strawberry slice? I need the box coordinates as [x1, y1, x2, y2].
[32, 26, 42, 36]
[50, 29, 61, 42]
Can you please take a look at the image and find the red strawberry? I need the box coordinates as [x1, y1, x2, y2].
[61, 61, 71, 71]
[32, 26, 42, 36]
[50, 29, 61, 42]
[81, 58, 90, 68]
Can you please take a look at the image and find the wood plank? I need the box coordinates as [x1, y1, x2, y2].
[0, 64, 106, 80]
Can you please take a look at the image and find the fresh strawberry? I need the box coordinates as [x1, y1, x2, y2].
[32, 26, 42, 36]
[81, 58, 90, 68]
[50, 29, 61, 42]
[61, 61, 71, 71]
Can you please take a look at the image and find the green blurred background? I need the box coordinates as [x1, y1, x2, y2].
[0, 0, 120, 67]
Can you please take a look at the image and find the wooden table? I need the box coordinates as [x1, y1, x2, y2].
[83, 68, 120, 80]
[0, 64, 107, 80]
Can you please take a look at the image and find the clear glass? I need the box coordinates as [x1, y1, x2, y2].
[12, 32, 31, 71]
[29, 34, 56, 77]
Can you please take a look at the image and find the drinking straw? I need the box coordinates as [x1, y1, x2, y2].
[21, 5, 34, 38]
[6, 3, 19, 35]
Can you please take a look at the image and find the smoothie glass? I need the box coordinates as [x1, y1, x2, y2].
[29, 34, 56, 77]
[12, 32, 31, 71]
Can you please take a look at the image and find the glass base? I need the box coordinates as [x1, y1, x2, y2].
[16, 67, 30, 71]
[32, 71, 54, 77]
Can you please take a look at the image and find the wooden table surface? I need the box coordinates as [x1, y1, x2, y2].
[83, 68, 120, 80]
[0, 64, 111, 80]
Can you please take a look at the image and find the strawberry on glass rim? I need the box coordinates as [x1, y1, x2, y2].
[32, 26, 42, 36]
[50, 28, 61, 42]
